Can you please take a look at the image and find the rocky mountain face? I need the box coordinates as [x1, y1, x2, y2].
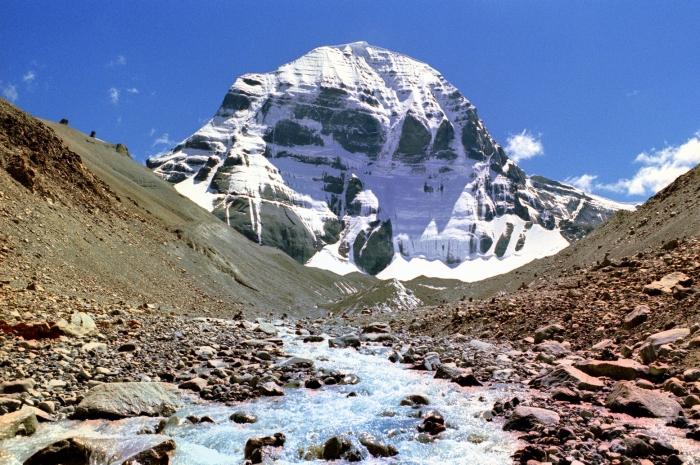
[148, 42, 628, 280]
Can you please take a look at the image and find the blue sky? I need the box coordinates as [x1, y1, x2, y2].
[1, 1, 699, 201]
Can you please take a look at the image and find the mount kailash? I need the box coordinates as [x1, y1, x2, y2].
[147, 42, 631, 281]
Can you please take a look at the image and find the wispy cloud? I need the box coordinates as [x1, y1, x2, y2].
[598, 133, 700, 196]
[564, 174, 599, 193]
[568, 132, 700, 198]
[22, 71, 36, 83]
[505, 129, 544, 162]
[152, 133, 174, 147]
[108, 54, 127, 67]
[625, 89, 640, 98]
[108, 87, 119, 104]
[126, 87, 139, 94]
[1, 82, 18, 102]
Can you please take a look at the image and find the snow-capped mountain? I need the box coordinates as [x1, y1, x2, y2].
[148, 42, 631, 281]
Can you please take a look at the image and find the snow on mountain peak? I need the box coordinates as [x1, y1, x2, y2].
[147, 43, 627, 281]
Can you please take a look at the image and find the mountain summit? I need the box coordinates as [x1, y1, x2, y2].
[147, 42, 629, 280]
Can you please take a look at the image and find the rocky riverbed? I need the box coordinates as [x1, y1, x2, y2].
[1, 295, 699, 464]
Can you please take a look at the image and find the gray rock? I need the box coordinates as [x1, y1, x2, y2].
[361, 322, 391, 334]
[256, 322, 278, 336]
[74, 382, 180, 419]
[0, 406, 38, 439]
[328, 334, 361, 349]
[323, 435, 364, 462]
[259, 382, 283, 396]
[55, 312, 96, 337]
[0, 378, 35, 394]
[534, 340, 570, 358]
[245, 433, 285, 463]
[400, 394, 430, 406]
[0, 396, 22, 414]
[606, 381, 682, 418]
[230, 411, 257, 424]
[575, 359, 648, 380]
[646, 327, 690, 348]
[623, 305, 650, 329]
[358, 433, 398, 457]
[23, 435, 176, 465]
[531, 365, 605, 391]
[178, 377, 208, 392]
[534, 324, 565, 343]
[643, 272, 693, 295]
[503, 406, 560, 431]
[276, 357, 314, 369]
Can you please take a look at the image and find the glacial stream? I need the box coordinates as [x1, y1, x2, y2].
[0, 330, 519, 464]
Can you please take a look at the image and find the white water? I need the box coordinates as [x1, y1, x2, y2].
[0, 332, 518, 464]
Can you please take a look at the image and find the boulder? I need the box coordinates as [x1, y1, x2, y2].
[275, 356, 314, 369]
[0, 396, 22, 414]
[551, 387, 581, 403]
[421, 352, 441, 371]
[623, 305, 650, 329]
[322, 435, 364, 461]
[259, 382, 283, 396]
[434, 365, 481, 386]
[256, 321, 278, 336]
[400, 394, 430, 407]
[531, 365, 605, 391]
[244, 432, 285, 464]
[358, 434, 398, 457]
[606, 381, 682, 418]
[503, 406, 560, 431]
[361, 322, 391, 334]
[418, 410, 446, 435]
[55, 312, 97, 337]
[74, 382, 180, 419]
[178, 377, 208, 392]
[646, 327, 690, 348]
[81, 341, 107, 353]
[0, 406, 38, 439]
[0, 378, 35, 394]
[534, 340, 570, 358]
[643, 272, 693, 295]
[23, 435, 176, 465]
[328, 334, 361, 349]
[575, 359, 648, 380]
[683, 368, 700, 382]
[534, 324, 564, 343]
[230, 411, 257, 424]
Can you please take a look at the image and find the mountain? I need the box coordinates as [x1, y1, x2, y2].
[147, 42, 630, 281]
[0, 98, 371, 317]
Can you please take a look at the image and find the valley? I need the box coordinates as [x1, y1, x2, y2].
[0, 42, 698, 465]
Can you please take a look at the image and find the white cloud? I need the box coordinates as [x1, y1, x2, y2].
[108, 87, 119, 104]
[22, 71, 36, 83]
[149, 128, 156, 137]
[108, 55, 127, 67]
[1, 82, 18, 102]
[126, 87, 139, 94]
[152, 133, 174, 147]
[505, 130, 544, 162]
[564, 173, 598, 192]
[584, 132, 700, 197]
[600, 133, 700, 196]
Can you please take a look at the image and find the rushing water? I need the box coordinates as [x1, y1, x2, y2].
[0, 330, 519, 464]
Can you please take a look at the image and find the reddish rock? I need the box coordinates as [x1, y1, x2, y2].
[606, 381, 682, 418]
[575, 359, 648, 381]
